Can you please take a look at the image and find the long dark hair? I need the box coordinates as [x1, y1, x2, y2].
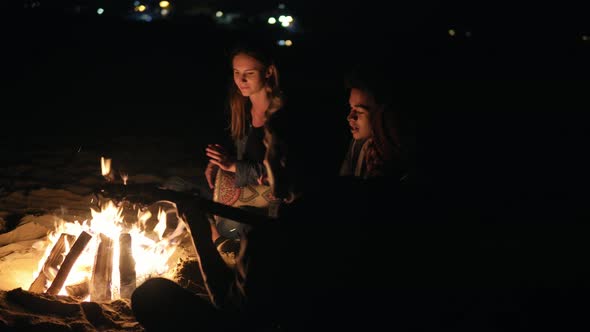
[345, 66, 403, 177]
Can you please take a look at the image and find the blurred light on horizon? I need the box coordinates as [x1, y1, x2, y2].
[216, 11, 223, 18]
[278, 3, 286, 10]
[278, 15, 293, 28]
[161, 8, 170, 16]
[159, 1, 170, 9]
[268, 17, 276, 24]
[448, 29, 456, 37]
[582, 35, 589, 41]
[136, 5, 147, 12]
[97, 8, 104, 15]
[277, 40, 293, 47]
[133, 1, 140, 6]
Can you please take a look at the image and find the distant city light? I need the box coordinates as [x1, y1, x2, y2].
[268, 17, 276, 24]
[133, 1, 140, 6]
[582, 35, 589, 41]
[136, 5, 147, 12]
[278, 3, 286, 10]
[216, 11, 223, 18]
[161, 8, 170, 16]
[465, 31, 472, 37]
[97, 8, 104, 15]
[277, 40, 293, 47]
[159, 1, 170, 9]
[448, 29, 456, 37]
[139, 14, 152, 22]
[278, 15, 293, 28]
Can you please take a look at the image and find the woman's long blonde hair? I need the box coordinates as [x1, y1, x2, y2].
[228, 45, 283, 141]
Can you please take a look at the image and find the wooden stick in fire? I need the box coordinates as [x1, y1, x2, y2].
[29, 233, 76, 293]
[46, 231, 92, 295]
[119, 233, 136, 299]
[90, 233, 114, 302]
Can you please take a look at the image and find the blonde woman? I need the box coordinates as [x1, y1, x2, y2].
[205, 43, 283, 190]
[205, 42, 283, 241]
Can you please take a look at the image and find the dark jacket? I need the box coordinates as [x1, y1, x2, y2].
[234, 122, 267, 187]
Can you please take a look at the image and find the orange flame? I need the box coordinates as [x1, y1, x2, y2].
[32, 199, 188, 301]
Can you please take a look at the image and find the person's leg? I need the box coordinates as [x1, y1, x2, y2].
[131, 277, 221, 331]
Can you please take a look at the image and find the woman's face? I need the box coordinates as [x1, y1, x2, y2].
[232, 53, 268, 97]
[347, 88, 378, 140]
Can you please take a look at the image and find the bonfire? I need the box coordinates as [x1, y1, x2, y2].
[25, 156, 192, 302]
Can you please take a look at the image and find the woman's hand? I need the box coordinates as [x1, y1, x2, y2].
[204, 162, 218, 189]
[206, 144, 237, 175]
[257, 174, 269, 186]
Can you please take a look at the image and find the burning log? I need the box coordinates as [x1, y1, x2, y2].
[46, 231, 92, 295]
[29, 233, 77, 293]
[118, 233, 136, 299]
[90, 233, 114, 302]
[97, 183, 274, 227]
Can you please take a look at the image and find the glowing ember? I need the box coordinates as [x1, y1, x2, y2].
[101, 156, 115, 182]
[120, 171, 129, 185]
[101, 156, 111, 178]
[31, 199, 189, 302]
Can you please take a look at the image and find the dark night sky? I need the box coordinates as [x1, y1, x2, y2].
[14, 1, 588, 122]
